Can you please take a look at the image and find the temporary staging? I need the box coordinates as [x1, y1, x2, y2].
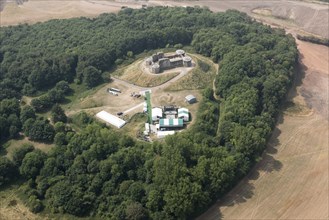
[96, 111, 126, 128]
[185, 94, 196, 104]
[159, 118, 184, 128]
[178, 108, 189, 121]
[157, 130, 175, 138]
[152, 107, 163, 121]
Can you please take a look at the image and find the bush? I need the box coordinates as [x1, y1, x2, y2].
[197, 60, 210, 72]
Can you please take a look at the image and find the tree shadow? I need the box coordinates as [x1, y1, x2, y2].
[281, 54, 307, 109]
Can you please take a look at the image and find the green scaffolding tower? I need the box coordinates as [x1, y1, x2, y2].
[145, 91, 152, 124]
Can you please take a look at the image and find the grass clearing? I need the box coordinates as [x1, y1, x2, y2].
[113, 59, 180, 87]
[63, 82, 104, 111]
[165, 54, 217, 91]
[120, 113, 147, 139]
[0, 182, 42, 220]
[3, 137, 54, 158]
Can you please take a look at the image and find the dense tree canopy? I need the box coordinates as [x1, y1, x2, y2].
[0, 7, 297, 219]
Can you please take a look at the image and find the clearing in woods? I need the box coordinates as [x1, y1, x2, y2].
[0, 0, 328, 219]
[112, 59, 181, 87]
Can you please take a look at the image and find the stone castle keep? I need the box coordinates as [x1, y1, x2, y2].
[145, 50, 192, 74]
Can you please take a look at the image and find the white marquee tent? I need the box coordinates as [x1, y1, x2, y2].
[96, 111, 126, 128]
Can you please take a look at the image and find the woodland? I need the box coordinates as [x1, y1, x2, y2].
[0, 7, 297, 219]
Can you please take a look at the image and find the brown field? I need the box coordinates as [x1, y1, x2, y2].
[2, 0, 327, 38]
[1, 0, 328, 219]
[0, 0, 144, 26]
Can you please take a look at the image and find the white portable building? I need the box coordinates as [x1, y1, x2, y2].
[185, 95, 196, 104]
[178, 108, 189, 121]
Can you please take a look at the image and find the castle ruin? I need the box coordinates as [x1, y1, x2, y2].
[145, 50, 192, 74]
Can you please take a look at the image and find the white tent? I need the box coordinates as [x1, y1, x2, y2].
[96, 111, 126, 128]
[152, 107, 163, 121]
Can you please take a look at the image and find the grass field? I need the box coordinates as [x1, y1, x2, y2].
[2, 137, 54, 159]
[113, 59, 180, 87]
[120, 113, 147, 139]
[165, 54, 217, 91]
[0, 182, 42, 220]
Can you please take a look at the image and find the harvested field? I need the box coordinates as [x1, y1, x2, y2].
[0, 0, 143, 26]
[154, 0, 329, 39]
[2, 1, 328, 38]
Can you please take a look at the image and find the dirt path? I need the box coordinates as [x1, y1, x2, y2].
[123, 102, 144, 114]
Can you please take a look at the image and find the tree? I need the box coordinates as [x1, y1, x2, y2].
[28, 195, 44, 213]
[51, 104, 67, 123]
[0, 98, 21, 141]
[83, 66, 103, 88]
[19, 150, 47, 179]
[26, 119, 55, 142]
[20, 105, 36, 124]
[48, 88, 64, 103]
[55, 81, 71, 94]
[125, 202, 147, 220]
[12, 143, 35, 166]
[0, 157, 17, 186]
